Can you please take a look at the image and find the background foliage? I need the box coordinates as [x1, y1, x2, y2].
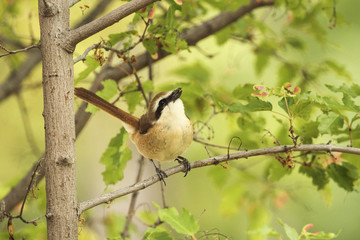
[0, 0, 360, 239]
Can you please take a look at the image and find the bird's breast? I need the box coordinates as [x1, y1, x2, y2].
[131, 115, 193, 162]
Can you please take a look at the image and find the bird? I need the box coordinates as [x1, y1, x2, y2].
[74, 87, 193, 184]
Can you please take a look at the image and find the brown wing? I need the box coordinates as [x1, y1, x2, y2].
[74, 88, 139, 131]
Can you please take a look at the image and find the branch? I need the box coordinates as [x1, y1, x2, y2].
[64, 0, 158, 51]
[0, 0, 273, 220]
[0, 0, 112, 103]
[0, 43, 40, 57]
[78, 144, 360, 215]
[94, 0, 274, 83]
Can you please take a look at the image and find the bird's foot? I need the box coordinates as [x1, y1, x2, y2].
[151, 160, 168, 185]
[175, 156, 191, 177]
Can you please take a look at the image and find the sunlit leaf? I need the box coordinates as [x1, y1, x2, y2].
[108, 30, 138, 45]
[143, 228, 173, 240]
[86, 80, 118, 114]
[100, 128, 132, 185]
[317, 112, 344, 135]
[158, 207, 199, 235]
[278, 218, 298, 240]
[228, 97, 272, 113]
[75, 57, 100, 85]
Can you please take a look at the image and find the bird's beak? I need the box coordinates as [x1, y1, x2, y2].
[170, 88, 182, 102]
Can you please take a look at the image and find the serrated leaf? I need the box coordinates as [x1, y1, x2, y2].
[317, 112, 344, 134]
[342, 92, 360, 112]
[290, 100, 313, 120]
[100, 128, 132, 185]
[277, 218, 299, 240]
[297, 121, 319, 143]
[75, 57, 100, 85]
[278, 97, 295, 115]
[326, 163, 358, 192]
[108, 30, 138, 45]
[86, 80, 118, 114]
[158, 207, 199, 235]
[228, 97, 272, 113]
[143, 228, 173, 240]
[299, 166, 329, 190]
[305, 231, 339, 239]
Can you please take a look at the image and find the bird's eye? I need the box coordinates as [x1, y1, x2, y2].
[159, 99, 167, 107]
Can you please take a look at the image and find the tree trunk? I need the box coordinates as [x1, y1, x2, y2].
[38, 0, 77, 239]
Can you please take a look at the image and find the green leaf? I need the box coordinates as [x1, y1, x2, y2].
[86, 80, 118, 114]
[108, 30, 138, 45]
[143, 228, 173, 240]
[317, 112, 344, 135]
[286, 37, 305, 50]
[342, 92, 360, 112]
[75, 57, 100, 85]
[290, 100, 313, 120]
[228, 97, 272, 113]
[297, 121, 319, 143]
[165, 5, 176, 29]
[255, 52, 270, 76]
[277, 218, 299, 240]
[304, 231, 339, 239]
[266, 161, 291, 181]
[100, 128, 132, 185]
[326, 163, 358, 192]
[143, 37, 158, 55]
[158, 207, 199, 235]
[172, 62, 210, 83]
[299, 166, 329, 190]
[324, 60, 351, 80]
[219, 182, 246, 215]
[278, 97, 295, 115]
[232, 84, 254, 100]
[248, 224, 281, 238]
[214, 26, 232, 46]
[278, 63, 298, 85]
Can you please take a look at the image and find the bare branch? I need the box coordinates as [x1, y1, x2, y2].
[0, 43, 40, 58]
[0, 0, 113, 103]
[78, 144, 360, 215]
[73, 43, 99, 63]
[0, 1, 274, 220]
[65, 0, 158, 51]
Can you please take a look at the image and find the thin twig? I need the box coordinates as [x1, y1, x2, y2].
[0, 43, 39, 58]
[193, 138, 240, 150]
[121, 157, 145, 239]
[73, 43, 99, 63]
[78, 144, 360, 215]
[127, 62, 149, 106]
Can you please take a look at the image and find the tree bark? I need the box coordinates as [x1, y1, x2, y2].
[38, 0, 77, 239]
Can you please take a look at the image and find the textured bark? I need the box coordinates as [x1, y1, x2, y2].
[38, 0, 77, 239]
